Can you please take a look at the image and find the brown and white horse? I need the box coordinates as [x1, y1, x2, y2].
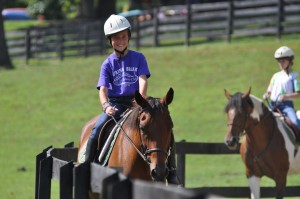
[224, 88, 300, 199]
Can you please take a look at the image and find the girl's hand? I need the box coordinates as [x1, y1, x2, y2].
[105, 106, 118, 116]
[263, 93, 270, 100]
[278, 94, 286, 102]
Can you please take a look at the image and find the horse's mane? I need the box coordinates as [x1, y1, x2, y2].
[132, 97, 166, 112]
[224, 92, 254, 113]
[128, 97, 173, 128]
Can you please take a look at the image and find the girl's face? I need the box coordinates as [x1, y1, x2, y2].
[111, 30, 129, 53]
[277, 58, 290, 71]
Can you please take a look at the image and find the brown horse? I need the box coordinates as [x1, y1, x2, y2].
[78, 88, 174, 182]
[224, 88, 300, 199]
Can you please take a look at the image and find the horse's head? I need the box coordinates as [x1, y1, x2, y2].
[134, 88, 174, 182]
[224, 88, 253, 150]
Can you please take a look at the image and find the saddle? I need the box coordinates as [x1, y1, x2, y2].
[273, 110, 300, 143]
[95, 109, 133, 164]
[94, 118, 118, 162]
[282, 117, 300, 142]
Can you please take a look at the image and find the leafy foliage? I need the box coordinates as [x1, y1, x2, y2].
[27, 0, 79, 19]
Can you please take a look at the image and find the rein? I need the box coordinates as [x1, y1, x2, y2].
[112, 105, 169, 165]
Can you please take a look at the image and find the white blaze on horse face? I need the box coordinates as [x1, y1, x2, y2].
[227, 109, 236, 127]
[249, 96, 263, 121]
[226, 108, 236, 141]
[248, 176, 261, 199]
[228, 108, 236, 121]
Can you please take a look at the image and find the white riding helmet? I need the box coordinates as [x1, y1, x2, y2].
[274, 46, 295, 59]
[104, 14, 131, 37]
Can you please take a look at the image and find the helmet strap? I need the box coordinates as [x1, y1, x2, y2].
[285, 60, 292, 75]
[114, 47, 127, 58]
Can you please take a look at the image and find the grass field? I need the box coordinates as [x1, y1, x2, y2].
[1, 34, 300, 199]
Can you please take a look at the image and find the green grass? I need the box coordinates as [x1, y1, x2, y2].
[1, 34, 300, 199]
[4, 20, 47, 31]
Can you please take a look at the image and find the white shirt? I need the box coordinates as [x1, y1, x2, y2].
[267, 70, 300, 102]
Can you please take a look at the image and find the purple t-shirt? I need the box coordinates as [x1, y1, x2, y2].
[97, 50, 151, 97]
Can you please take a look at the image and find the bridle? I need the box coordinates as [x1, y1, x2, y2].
[112, 105, 170, 165]
[227, 99, 276, 160]
[227, 102, 249, 137]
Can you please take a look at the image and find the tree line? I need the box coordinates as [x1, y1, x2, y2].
[0, 0, 116, 69]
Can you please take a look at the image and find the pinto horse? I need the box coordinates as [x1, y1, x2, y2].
[224, 88, 300, 199]
[78, 88, 174, 182]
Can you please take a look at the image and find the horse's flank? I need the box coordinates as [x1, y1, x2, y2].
[249, 95, 300, 173]
[275, 116, 300, 174]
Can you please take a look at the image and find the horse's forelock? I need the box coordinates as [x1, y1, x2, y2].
[131, 97, 165, 115]
[148, 97, 163, 110]
[224, 92, 266, 122]
[225, 92, 244, 113]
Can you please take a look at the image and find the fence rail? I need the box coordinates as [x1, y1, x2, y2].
[175, 140, 300, 198]
[35, 141, 300, 199]
[7, 0, 300, 61]
[6, 0, 300, 62]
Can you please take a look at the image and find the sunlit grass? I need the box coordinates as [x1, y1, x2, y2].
[1, 34, 300, 199]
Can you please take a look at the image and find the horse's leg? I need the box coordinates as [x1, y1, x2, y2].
[248, 176, 261, 199]
[275, 177, 287, 199]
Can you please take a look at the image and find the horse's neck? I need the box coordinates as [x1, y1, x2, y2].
[245, 110, 276, 149]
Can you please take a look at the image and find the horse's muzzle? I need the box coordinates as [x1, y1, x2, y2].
[151, 166, 169, 182]
[225, 136, 239, 150]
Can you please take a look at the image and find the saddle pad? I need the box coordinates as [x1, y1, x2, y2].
[98, 110, 132, 166]
[274, 114, 298, 145]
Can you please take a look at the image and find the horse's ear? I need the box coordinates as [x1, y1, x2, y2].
[242, 87, 251, 99]
[163, 87, 174, 106]
[134, 90, 149, 108]
[224, 89, 232, 100]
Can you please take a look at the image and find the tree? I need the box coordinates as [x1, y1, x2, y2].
[0, 1, 14, 70]
[79, 0, 116, 19]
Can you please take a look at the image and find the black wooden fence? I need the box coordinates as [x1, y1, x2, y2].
[35, 141, 300, 199]
[35, 142, 213, 199]
[175, 140, 300, 198]
[6, 0, 300, 62]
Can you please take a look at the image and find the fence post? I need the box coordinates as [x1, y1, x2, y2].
[276, 0, 284, 39]
[38, 156, 53, 199]
[134, 18, 140, 50]
[84, 24, 89, 57]
[74, 162, 90, 199]
[64, 142, 74, 148]
[102, 173, 132, 199]
[176, 140, 186, 187]
[35, 146, 52, 199]
[185, 0, 192, 46]
[56, 25, 64, 61]
[153, 7, 159, 47]
[60, 161, 74, 199]
[227, 0, 234, 43]
[99, 20, 106, 55]
[25, 28, 31, 64]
